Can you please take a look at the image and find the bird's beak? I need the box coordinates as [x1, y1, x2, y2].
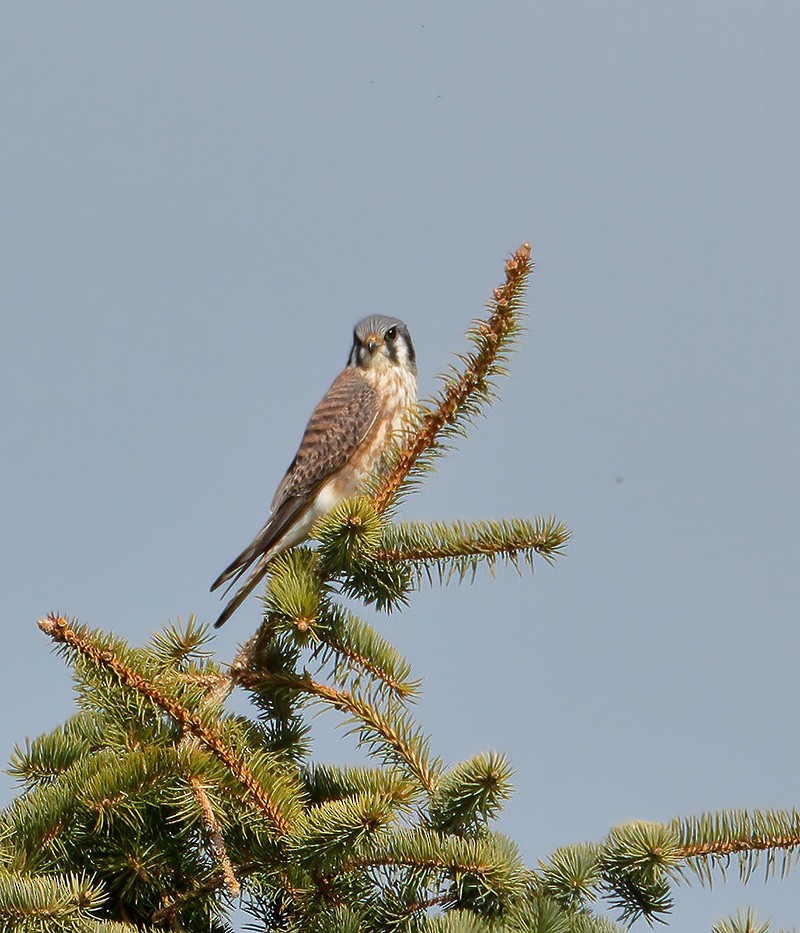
[365, 334, 382, 353]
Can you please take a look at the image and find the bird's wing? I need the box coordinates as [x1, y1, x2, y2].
[210, 368, 379, 595]
[270, 366, 380, 511]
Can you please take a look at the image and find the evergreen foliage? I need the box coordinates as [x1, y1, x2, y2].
[711, 907, 795, 933]
[3, 245, 797, 931]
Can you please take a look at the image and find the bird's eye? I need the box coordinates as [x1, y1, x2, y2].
[385, 327, 397, 341]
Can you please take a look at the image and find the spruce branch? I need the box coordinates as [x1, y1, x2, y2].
[287, 791, 401, 872]
[313, 498, 415, 612]
[8, 713, 105, 790]
[344, 829, 529, 910]
[428, 752, 514, 835]
[377, 516, 570, 585]
[370, 242, 533, 515]
[399, 892, 457, 919]
[148, 869, 239, 926]
[313, 496, 385, 572]
[673, 809, 800, 885]
[0, 871, 106, 931]
[711, 907, 774, 933]
[262, 548, 326, 643]
[174, 644, 240, 900]
[148, 615, 214, 672]
[232, 666, 439, 794]
[300, 764, 416, 810]
[597, 820, 679, 923]
[314, 605, 420, 700]
[37, 614, 295, 837]
[2, 746, 180, 860]
[186, 773, 240, 898]
[230, 629, 313, 763]
[537, 843, 602, 913]
[541, 810, 800, 926]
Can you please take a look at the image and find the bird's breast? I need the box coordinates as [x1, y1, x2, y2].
[333, 365, 417, 499]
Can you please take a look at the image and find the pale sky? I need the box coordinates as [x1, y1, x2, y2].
[2, 3, 798, 929]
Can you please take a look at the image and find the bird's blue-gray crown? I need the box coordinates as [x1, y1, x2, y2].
[348, 315, 416, 374]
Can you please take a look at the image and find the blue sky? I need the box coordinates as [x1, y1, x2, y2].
[2, 3, 798, 929]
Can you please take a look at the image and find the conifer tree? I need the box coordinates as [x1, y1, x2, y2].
[3, 245, 797, 932]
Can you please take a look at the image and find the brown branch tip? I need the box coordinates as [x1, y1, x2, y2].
[37, 613, 292, 837]
[38, 612, 71, 638]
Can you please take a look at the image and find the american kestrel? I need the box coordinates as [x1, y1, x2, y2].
[211, 315, 417, 628]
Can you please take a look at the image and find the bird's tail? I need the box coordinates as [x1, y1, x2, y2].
[211, 499, 312, 627]
[213, 549, 275, 628]
[210, 535, 266, 593]
[211, 499, 307, 594]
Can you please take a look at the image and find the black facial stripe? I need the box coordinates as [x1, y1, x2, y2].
[400, 332, 416, 369]
[347, 339, 365, 368]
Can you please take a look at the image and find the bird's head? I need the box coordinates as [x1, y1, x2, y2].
[348, 315, 417, 376]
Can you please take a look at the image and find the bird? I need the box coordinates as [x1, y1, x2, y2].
[211, 315, 417, 628]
